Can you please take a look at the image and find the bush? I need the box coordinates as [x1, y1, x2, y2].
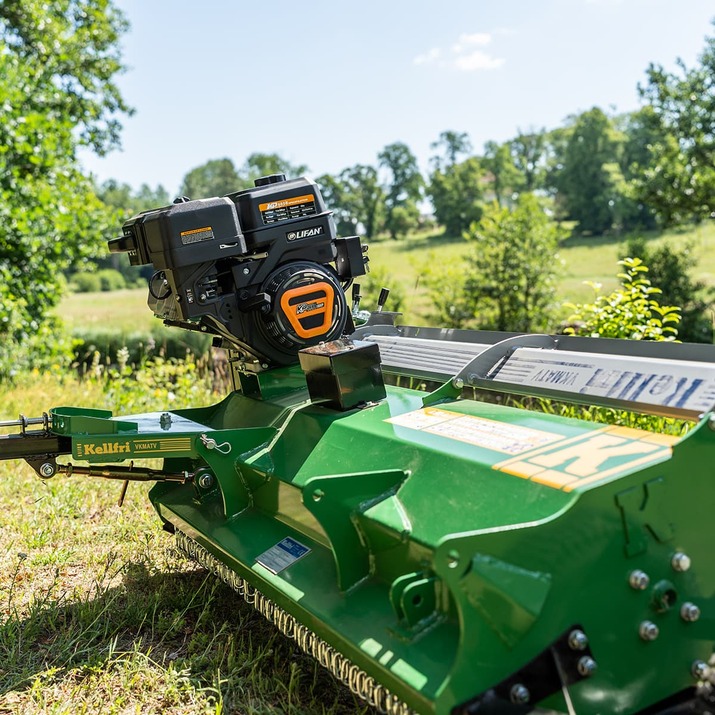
[72, 271, 102, 293]
[96, 268, 127, 291]
[624, 237, 713, 343]
[564, 257, 680, 340]
[72, 325, 212, 371]
[72, 268, 127, 292]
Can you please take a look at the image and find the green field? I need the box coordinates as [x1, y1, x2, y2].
[60, 220, 715, 329]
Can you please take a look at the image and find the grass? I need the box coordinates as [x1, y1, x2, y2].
[0, 375, 377, 715]
[59, 220, 715, 329]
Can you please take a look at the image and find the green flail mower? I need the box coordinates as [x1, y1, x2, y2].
[1, 174, 714, 715]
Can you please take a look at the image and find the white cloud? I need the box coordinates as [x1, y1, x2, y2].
[413, 47, 441, 66]
[414, 30, 504, 72]
[454, 50, 505, 71]
[452, 32, 492, 53]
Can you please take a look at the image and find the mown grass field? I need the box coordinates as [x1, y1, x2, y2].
[59, 220, 715, 329]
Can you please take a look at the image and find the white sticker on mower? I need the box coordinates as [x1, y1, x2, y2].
[256, 537, 311, 574]
[387, 407, 561, 455]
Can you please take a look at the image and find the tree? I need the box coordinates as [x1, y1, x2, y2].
[509, 129, 547, 192]
[98, 180, 170, 215]
[180, 158, 241, 198]
[553, 107, 628, 234]
[429, 194, 566, 332]
[378, 142, 423, 239]
[636, 23, 715, 224]
[316, 173, 356, 236]
[317, 166, 385, 239]
[339, 165, 385, 239]
[238, 153, 309, 188]
[482, 140, 522, 206]
[430, 130, 472, 171]
[428, 157, 485, 237]
[0, 0, 131, 360]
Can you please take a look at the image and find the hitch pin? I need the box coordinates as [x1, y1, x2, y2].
[0, 413, 50, 434]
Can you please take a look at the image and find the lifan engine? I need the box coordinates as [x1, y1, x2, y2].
[109, 174, 367, 367]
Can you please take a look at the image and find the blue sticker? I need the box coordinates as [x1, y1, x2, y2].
[256, 537, 311, 574]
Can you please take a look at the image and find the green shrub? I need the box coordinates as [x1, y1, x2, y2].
[564, 257, 680, 340]
[96, 268, 127, 291]
[72, 271, 102, 293]
[72, 325, 212, 371]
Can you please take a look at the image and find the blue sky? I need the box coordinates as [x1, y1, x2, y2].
[80, 0, 714, 197]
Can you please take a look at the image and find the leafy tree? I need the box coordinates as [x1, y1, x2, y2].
[430, 130, 472, 171]
[427, 194, 565, 331]
[482, 140, 522, 206]
[340, 165, 385, 239]
[636, 24, 715, 224]
[238, 153, 309, 188]
[509, 129, 547, 192]
[378, 142, 423, 239]
[0, 0, 131, 361]
[316, 173, 356, 236]
[98, 180, 170, 215]
[553, 107, 628, 234]
[317, 165, 385, 239]
[180, 158, 241, 198]
[428, 157, 485, 237]
[564, 258, 680, 340]
[624, 237, 713, 343]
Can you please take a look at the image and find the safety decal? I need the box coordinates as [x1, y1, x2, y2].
[255, 537, 311, 574]
[493, 425, 679, 491]
[386, 407, 562, 455]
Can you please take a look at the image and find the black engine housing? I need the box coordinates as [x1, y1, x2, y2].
[108, 174, 367, 368]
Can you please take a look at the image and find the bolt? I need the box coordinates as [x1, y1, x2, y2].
[639, 620, 659, 641]
[452, 377, 464, 390]
[242, 267, 250, 275]
[199, 293, 207, 301]
[692, 660, 710, 680]
[629, 569, 650, 590]
[568, 629, 589, 651]
[672, 551, 691, 572]
[577, 656, 598, 677]
[509, 684, 530, 705]
[197, 473, 214, 489]
[39, 462, 55, 478]
[680, 602, 701, 622]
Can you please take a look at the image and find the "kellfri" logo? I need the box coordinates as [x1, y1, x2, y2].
[81, 441, 131, 455]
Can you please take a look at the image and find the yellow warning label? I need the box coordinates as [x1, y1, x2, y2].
[387, 407, 562, 455]
[180, 226, 212, 237]
[259, 194, 314, 212]
[494, 425, 678, 491]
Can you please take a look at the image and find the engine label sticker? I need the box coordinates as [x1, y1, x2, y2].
[259, 194, 317, 224]
[255, 537, 311, 574]
[386, 407, 561, 455]
[180, 226, 214, 244]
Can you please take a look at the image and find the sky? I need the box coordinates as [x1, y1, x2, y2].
[79, 0, 715, 198]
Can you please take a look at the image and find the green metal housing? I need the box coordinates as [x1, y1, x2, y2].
[46, 358, 714, 715]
